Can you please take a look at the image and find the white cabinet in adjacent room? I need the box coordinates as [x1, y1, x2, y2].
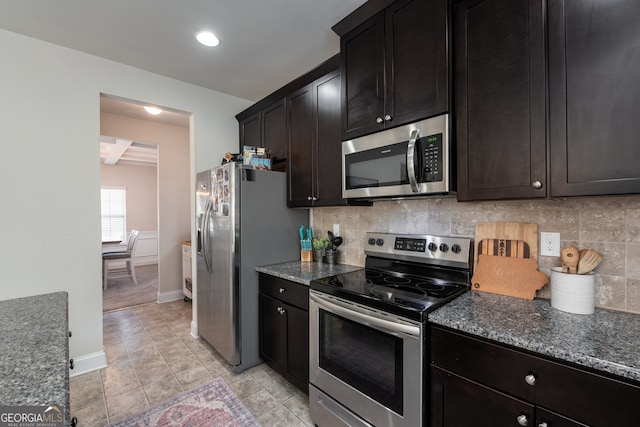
[181, 242, 192, 301]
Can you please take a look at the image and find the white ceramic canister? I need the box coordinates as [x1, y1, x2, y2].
[550, 267, 596, 314]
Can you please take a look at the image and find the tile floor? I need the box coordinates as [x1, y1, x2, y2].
[70, 300, 313, 426]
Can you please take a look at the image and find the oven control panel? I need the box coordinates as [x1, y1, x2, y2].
[394, 237, 426, 252]
[365, 232, 472, 269]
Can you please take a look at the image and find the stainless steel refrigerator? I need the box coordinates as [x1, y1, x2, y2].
[196, 162, 308, 372]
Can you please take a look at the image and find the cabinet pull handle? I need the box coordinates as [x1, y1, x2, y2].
[532, 180, 543, 189]
[376, 117, 383, 124]
[537, 423, 548, 427]
[384, 114, 392, 121]
[69, 358, 74, 370]
[524, 374, 536, 386]
[279, 287, 286, 293]
[517, 414, 529, 426]
[277, 306, 286, 315]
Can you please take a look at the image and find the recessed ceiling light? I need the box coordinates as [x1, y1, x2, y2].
[144, 106, 162, 115]
[195, 31, 220, 47]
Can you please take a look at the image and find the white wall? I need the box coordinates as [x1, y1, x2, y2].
[100, 162, 158, 232]
[0, 29, 251, 371]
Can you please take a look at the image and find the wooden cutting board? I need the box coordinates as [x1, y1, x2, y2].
[474, 222, 539, 266]
[472, 222, 547, 300]
[478, 239, 530, 258]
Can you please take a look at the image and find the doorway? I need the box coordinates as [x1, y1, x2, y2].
[100, 94, 192, 312]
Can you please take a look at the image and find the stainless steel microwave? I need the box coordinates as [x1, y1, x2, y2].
[342, 114, 452, 199]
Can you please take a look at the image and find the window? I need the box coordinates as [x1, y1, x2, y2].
[101, 187, 127, 242]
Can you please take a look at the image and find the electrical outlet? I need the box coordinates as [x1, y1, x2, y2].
[333, 224, 340, 236]
[540, 232, 560, 256]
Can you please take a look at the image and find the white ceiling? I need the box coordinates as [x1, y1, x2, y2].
[0, 0, 366, 103]
[100, 95, 191, 128]
[1, 0, 367, 163]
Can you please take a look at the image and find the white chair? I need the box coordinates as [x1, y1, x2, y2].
[102, 229, 139, 290]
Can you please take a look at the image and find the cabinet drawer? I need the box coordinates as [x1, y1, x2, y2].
[259, 274, 309, 310]
[430, 326, 640, 426]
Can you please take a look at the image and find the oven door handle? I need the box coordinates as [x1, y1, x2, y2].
[310, 293, 421, 337]
[406, 129, 420, 193]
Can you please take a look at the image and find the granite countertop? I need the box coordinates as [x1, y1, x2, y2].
[429, 291, 640, 383]
[256, 260, 363, 285]
[0, 292, 70, 425]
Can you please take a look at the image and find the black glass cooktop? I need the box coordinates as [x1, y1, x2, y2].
[311, 267, 469, 321]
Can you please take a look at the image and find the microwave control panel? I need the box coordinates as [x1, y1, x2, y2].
[420, 133, 443, 182]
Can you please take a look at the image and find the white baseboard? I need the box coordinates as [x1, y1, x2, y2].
[134, 256, 157, 266]
[69, 351, 107, 377]
[158, 289, 185, 304]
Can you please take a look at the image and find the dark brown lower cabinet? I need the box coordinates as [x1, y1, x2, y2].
[258, 274, 308, 393]
[430, 325, 640, 426]
[430, 367, 586, 426]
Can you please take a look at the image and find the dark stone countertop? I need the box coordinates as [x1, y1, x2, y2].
[256, 260, 363, 285]
[0, 292, 70, 425]
[429, 291, 640, 383]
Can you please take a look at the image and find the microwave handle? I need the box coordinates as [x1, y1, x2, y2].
[406, 129, 420, 192]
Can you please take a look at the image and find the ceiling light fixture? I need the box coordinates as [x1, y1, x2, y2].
[144, 106, 162, 115]
[195, 31, 220, 47]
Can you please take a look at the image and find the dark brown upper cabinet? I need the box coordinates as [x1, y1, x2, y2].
[238, 99, 287, 172]
[339, 0, 449, 140]
[237, 55, 365, 207]
[548, 0, 640, 197]
[288, 69, 357, 207]
[455, 0, 546, 201]
[287, 84, 314, 207]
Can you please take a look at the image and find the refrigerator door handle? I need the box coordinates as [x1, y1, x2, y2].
[202, 199, 213, 273]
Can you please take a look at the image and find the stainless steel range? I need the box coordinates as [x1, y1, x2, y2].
[309, 232, 473, 427]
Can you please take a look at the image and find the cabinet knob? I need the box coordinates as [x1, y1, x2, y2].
[376, 116, 384, 124]
[277, 306, 286, 315]
[279, 287, 286, 293]
[524, 374, 536, 386]
[538, 423, 548, 427]
[532, 180, 543, 189]
[517, 414, 529, 426]
[384, 114, 392, 121]
[307, 196, 313, 201]
[69, 331, 72, 338]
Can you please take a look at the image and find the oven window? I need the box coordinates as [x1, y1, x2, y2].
[318, 309, 403, 415]
[344, 141, 409, 189]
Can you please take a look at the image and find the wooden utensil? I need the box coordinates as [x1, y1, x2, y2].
[577, 249, 603, 274]
[561, 247, 579, 274]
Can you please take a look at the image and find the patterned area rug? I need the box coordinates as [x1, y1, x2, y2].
[103, 264, 159, 312]
[106, 378, 260, 427]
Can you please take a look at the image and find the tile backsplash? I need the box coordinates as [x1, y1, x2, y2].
[312, 196, 640, 314]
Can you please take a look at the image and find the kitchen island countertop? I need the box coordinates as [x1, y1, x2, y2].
[256, 260, 363, 286]
[429, 290, 640, 383]
[0, 292, 70, 425]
